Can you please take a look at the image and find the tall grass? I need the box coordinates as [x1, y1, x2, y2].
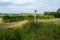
[0, 20, 60, 40]
[21, 21, 60, 40]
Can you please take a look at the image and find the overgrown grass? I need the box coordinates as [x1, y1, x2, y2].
[0, 20, 60, 40]
[21, 21, 60, 40]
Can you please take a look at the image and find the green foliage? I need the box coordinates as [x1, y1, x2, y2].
[37, 15, 54, 19]
[54, 12, 60, 18]
[44, 12, 55, 15]
[20, 20, 60, 40]
[2, 15, 10, 22]
[2, 14, 54, 22]
[44, 8, 60, 18]
[44, 12, 60, 18]
[0, 20, 60, 40]
[0, 29, 21, 40]
[57, 8, 60, 12]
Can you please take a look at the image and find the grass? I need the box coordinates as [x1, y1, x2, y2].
[20, 20, 60, 40]
[0, 19, 60, 40]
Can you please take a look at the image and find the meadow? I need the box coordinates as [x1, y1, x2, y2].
[0, 14, 60, 40]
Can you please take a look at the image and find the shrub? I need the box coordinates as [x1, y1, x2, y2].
[37, 15, 54, 19]
[44, 11, 60, 18]
[2, 14, 54, 22]
[2, 15, 10, 22]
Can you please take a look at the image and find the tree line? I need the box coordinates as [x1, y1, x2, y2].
[44, 8, 60, 18]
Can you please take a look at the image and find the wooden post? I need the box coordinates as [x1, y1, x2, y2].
[34, 9, 37, 23]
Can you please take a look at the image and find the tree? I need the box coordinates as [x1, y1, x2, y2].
[57, 8, 60, 12]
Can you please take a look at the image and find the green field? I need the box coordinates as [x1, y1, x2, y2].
[0, 18, 60, 40]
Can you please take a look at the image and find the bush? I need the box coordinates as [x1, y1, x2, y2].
[37, 15, 54, 19]
[44, 12, 60, 18]
[2, 15, 10, 22]
[2, 14, 54, 22]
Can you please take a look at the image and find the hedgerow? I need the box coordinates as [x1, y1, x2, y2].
[2, 14, 54, 22]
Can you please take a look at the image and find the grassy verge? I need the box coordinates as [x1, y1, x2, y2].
[0, 20, 60, 40]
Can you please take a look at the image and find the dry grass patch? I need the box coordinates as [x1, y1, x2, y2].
[7, 20, 28, 28]
[0, 20, 28, 29]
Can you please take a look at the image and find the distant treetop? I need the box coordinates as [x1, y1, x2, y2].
[57, 8, 60, 12]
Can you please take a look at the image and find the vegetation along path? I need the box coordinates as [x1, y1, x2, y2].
[0, 20, 28, 29]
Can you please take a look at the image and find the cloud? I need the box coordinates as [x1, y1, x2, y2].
[0, 0, 10, 2]
[0, 0, 36, 4]
[0, 0, 36, 13]
[0, 0, 60, 13]
[12, 0, 36, 4]
[0, 0, 37, 8]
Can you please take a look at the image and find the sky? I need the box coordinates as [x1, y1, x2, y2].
[0, 0, 60, 14]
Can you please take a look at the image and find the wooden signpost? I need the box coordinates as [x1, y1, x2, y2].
[34, 9, 37, 23]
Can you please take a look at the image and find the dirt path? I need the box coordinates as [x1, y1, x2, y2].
[7, 20, 28, 28]
[0, 20, 28, 29]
